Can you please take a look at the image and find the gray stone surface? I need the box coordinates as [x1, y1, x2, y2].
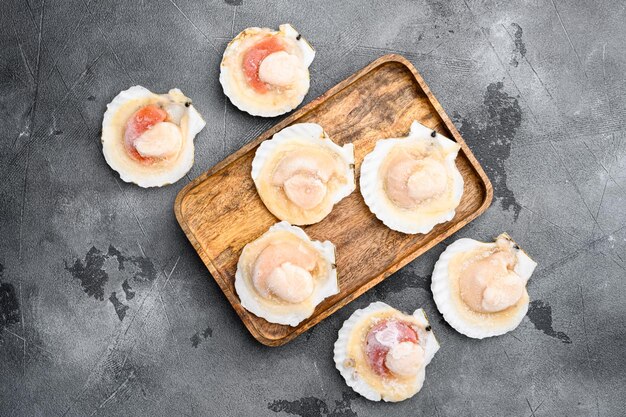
[1, 0, 625, 416]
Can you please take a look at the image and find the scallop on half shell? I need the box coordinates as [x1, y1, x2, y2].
[220, 24, 315, 117]
[334, 302, 439, 402]
[101, 86, 205, 187]
[360, 120, 464, 234]
[234, 221, 338, 327]
[252, 123, 355, 225]
[431, 233, 537, 339]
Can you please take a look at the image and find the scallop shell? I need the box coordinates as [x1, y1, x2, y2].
[101, 85, 205, 188]
[359, 120, 463, 234]
[333, 302, 439, 402]
[431, 233, 537, 338]
[251, 123, 355, 225]
[220, 24, 315, 117]
[234, 221, 338, 326]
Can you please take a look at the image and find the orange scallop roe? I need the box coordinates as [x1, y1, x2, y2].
[242, 36, 285, 94]
[365, 319, 418, 377]
[124, 104, 167, 162]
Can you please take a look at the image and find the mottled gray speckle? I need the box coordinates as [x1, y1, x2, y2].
[455, 81, 523, 219]
[121, 279, 135, 300]
[269, 392, 358, 417]
[108, 291, 129, 321]
[509, 23, 526, 67]
[65, 245, 155, 320]
[190, 326, 213, 348]
[64, 246, 110, 301]
[107, 244, 157, 282]
[366, 270, 430, 301]
[527, 300, 572, 344]
[0, 263, 20, 332]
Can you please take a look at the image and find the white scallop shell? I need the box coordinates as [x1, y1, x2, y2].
[234, 221, 338, 326]
[431, 235, 537, 339]
[251, 123, 355, 224]
[101, 85, 205, 188]
[333, 302, 440, 402]
[359, 120, 463, 234]
[220, 24, 315, 117]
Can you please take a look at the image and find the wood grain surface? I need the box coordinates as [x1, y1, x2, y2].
[174, 55, 493, 346]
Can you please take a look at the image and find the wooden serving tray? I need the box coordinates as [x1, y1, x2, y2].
[175, 54, 492, 346]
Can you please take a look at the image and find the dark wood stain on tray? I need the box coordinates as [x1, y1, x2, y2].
[175, 55, 493, 346]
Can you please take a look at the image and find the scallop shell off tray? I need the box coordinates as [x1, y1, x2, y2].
[174, 54, 493, 346]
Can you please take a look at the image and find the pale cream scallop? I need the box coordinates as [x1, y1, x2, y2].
[252, 123, 355, 225]
[101, 86, 205, 188]
[220, 24, 315, 117]
[481, 271, 526, 312]
[360, 120, 464, 234]
[133, 122, 182, 159]
[407, 160, 448, 202]
[258, 51, 303, 87]
[460, 248, 526, 313]
[251, 240, 317, 299]
[334, 302, 440, 402]
[385, 157, 448, 209]
[385, 342, 425, 377]
[457, 239, 527, 314]
[265, 263, 314, 304]
[431, 233, 538, 339]
[283, 175, 327, 210]
[235, 221, 338, 326]
[272, 152, 340, 184]
[272, 153, 339, 210]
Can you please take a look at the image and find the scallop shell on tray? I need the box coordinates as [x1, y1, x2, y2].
[251, 123, 355, 225]
[234, 221, 338, 326]
[359, 120, 464, 234]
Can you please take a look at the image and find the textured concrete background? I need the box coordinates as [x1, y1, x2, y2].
[1, 0, 625, 416]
